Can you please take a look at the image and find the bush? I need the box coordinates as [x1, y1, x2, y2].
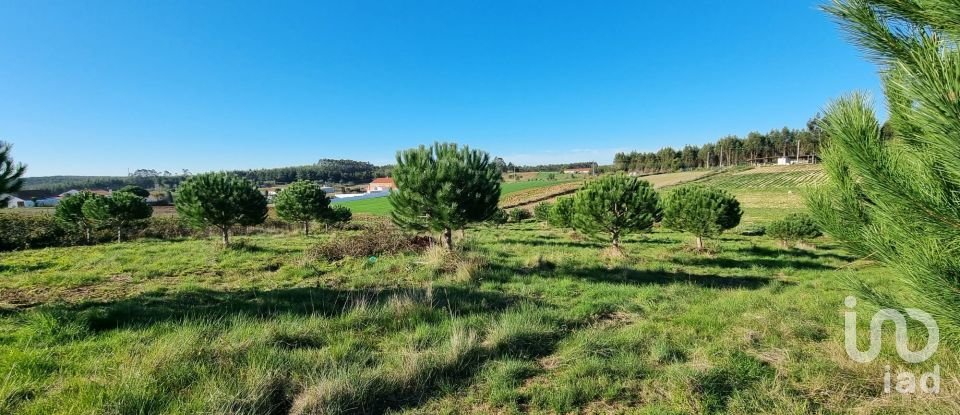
[508, 208, 531, 223]
[0, 214, 69, 251]
[533, 202, 552, 222]
[487, 208, 508, 226]
[739, 225, 766, 237]
[661, 185, 741, 250]
[766, 214, 821, 245]
[309, 224, 429, 261]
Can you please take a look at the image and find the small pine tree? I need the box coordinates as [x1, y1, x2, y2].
[661, 185, 741, 250]
[572, 174, 661, 249]
[508, 208, 531, 223]
[54, 191, 99, 243]
[0, 141, 26, 204]
[487, 208, 508, 226]
[324, 204, 353, 230]
[81, 191, 152, 242]
[767, 213, 821, 246]
[274, 180, 332, 235]
[548, 196, 575, 228]
[533, 202, 553, 222]
[176, 172, 267, 246]
[389, 142, 501, 250]
[117, 185, 150, 198]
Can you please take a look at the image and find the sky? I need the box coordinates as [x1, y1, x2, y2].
[1, 0, 883, 177]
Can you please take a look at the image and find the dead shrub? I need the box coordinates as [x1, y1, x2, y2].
[308, 224, 430, 261]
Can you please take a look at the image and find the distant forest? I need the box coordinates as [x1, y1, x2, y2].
[614, 117, 826, 173]
[23, 159, 391, 192]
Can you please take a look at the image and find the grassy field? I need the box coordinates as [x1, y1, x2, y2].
[1, 169, 957, 414]
[333, 177, 579, 216]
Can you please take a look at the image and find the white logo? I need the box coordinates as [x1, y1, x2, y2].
[843, 296, 941, 394]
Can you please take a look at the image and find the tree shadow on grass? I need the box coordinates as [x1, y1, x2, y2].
[40, 284, 525, 332]
[497, 238, 606, 249]
[733, 244, 857, 262]
[670, 255, 835, 271]
[483, 262, 779, 290]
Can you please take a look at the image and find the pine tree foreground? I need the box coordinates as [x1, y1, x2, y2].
[389, 142, 501, 250]
[661, 185, 741, 251]
[810, 0, 960, 341]
[274, 180, 333, 235]
[176, 172, 268, 246]
[571, 174, 661, 250]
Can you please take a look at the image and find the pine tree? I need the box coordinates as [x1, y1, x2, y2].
[117, 185, 150, 198]
[81, 191, 152, 242]
[176, 172, 267, 246]
[809, 0, 960, 341]
[548, 196, 575, 229]
[766, 213, 821, 246]
[572, 174, 661, 249]
[661, 185, 741, 250]
[324, 204, 353, 230]
[0, 141, 26, 204]
[274, 180, 332, 235]
[54, 191, 99, 243]
[389, 142, 501, 250]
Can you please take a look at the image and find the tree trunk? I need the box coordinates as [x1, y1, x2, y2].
[695, 236, 704, 251]
[303, 221, 310, 236]
[84, 227, 91, 244]
[117, 227, 122, 243]
[222, 227, 230, 246]
[443, 228, 453, 251]
[612, 231, 620, 250]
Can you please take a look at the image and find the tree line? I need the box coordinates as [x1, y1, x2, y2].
[21, 158, 391, 193]
[613, 118, 825, 173]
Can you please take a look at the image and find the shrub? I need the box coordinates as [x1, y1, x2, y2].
[309, 224, 428, 261]
[117, 185, 149, 198]
[766, 214, 821, 245]
[81, 191, 153, 242]
[533, 202, 553, 222]
[487, 208, 508, 226]
[0, 214, 68, 251]
[274, 180, 333, 235]
[739, 225, 766, 237]
[572, 174, 661, 249]
[508, 208, 531, 223]
[662, 185, 741, 250]
[137, 216, 198, 240]
[547, 197, 574, 228]
[176, 172, 268, 246]
[325, 205, 353, 229]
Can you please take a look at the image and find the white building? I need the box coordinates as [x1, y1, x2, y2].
[777, 156, 795, 165]
[2, 195, 33, 208]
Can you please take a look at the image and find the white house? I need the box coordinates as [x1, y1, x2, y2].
[563, 167, 593, 174]
[776, 156, 795, 165]
[2, 195, 33, 208]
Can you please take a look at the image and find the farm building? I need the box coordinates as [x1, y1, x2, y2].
[563, 167, 593, 174]
[2, 195, 33, 208]
[367, 177, 397, 192]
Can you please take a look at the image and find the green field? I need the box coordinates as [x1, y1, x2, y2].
[1, 170, 957, 414]
[333, 178, 576, 216]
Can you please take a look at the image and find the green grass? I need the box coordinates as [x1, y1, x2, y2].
[1, 188, 957, 413]
[333, 178, 575, 216]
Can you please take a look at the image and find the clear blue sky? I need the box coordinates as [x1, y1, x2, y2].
[1, 0, 881, 177]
